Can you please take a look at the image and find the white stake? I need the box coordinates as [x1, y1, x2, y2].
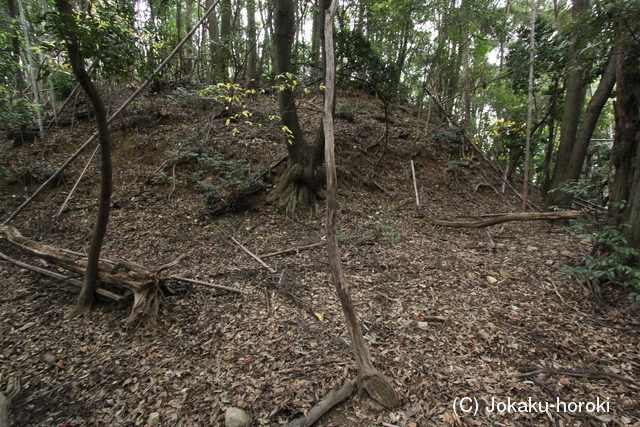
[411, 160, 420, 206]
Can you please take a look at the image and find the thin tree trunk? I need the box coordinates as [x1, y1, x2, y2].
[184, 0, 194, 75]
[219, 0, 232, 81]
[55, 0, 112, 317]
[17, 0, 44, 138]
[245, 0, 258, 88]
[322, 0, 398, 407]
[206, 0, 220, 83]
[522, 0, 536, 211]
[6, 0, 26, 90]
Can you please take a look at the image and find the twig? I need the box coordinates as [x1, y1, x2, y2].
[56, 144, 99, 216]
[514, 367, 640, 389]
[230, 236, 276, 273]
[169, 275, 243, 294]
[484, 229, 495, 247]
[260, 243, 323, 259]
[411, 160, 420, 206]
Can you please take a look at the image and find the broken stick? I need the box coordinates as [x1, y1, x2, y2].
[260, 243, 323, 259]
[230, 236, 276, 273]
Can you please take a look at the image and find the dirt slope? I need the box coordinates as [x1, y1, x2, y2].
[0, 88, 638, 426]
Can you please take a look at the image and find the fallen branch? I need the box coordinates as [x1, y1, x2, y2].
[2, 226, 164, 325]
[230, 236, 276, 273]
[169, 275, 243, 294]
[260, 243, 324, 259]
[432, 210, 581, 228]
[287, 379, 355, 427]
[0, 250, 124, 302]
[514, 367, 640, 389]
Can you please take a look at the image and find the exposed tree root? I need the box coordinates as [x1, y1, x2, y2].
[267, 162, 322, 219]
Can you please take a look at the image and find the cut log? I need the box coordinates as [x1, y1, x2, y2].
[431, 210, 581, 228]
[2, 226, 163, 326]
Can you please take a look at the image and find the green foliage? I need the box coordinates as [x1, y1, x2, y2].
[561, 222, 640, 299]
[0, 88, 35, 132]
[0, 22, 34, 132]
[335, 29, 402, 102]
[46, 0, 139, 78]
[507, 17, 567, 94]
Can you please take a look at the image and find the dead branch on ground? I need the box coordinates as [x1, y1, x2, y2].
[287, 380, 355, 427]
[230, 236, 276, 273]
[260, 243, 323, 259]
[432, 210, 581, 228]
[2, 226, 166, 325]
[514, 367, 640, 389]
[0, 250, 124, 302]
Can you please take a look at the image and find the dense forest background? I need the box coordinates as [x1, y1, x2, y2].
[1, 0, 640, 425]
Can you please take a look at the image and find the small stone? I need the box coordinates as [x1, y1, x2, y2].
[486, 276, 498, 284]
[225, 407, 250, 427]
[148, 412, 160, 427]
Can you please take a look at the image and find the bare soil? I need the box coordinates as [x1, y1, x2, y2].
[1, 87, 638, 426]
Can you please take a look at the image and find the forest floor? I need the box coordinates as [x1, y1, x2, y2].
[0, 86, 639, 427]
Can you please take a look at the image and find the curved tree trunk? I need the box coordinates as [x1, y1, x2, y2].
[55, 0, 112, 317]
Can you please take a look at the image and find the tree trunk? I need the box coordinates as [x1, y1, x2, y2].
[268, 0, 324, 219]
[609, 44, 640, 251]
[245, 0, 258, 89]
[184, 0, 194, 75]
[322, 0, 398, 407]
[219, 0, 232, 81]
[55, 0, 113, 317]
[6, 0, 26, 90]
[545, 0, 590, 209]
[547, 48, 617, 208]
[206, 0, 220, 83]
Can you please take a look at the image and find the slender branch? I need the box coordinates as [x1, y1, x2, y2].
[230, 236, 276, 273]
[169, 275, 243, 294]
[260, 243, 323, 259]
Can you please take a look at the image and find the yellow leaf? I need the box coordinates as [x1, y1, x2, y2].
[225, 118, 230, 126]
[314, 312, 323, 321]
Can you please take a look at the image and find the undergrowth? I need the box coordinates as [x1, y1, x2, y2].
[562, 221, 640, 300]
